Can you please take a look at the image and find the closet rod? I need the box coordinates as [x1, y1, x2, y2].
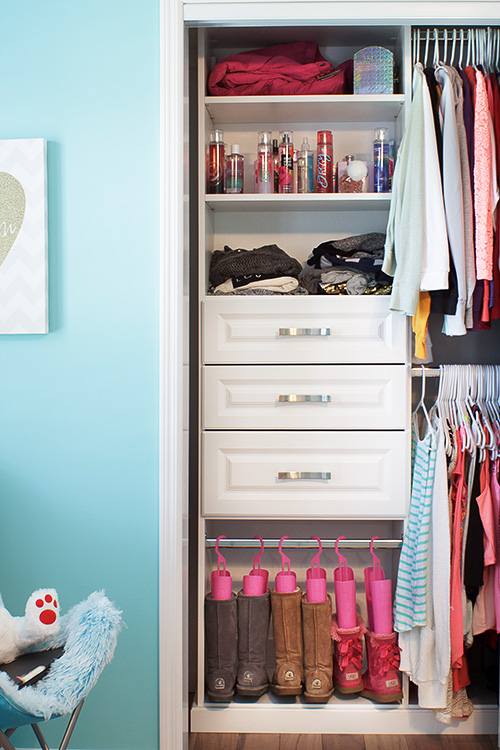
[205, 537, 402, 550]
[412, 28, 486, 40]
[411, 367, 440, 377]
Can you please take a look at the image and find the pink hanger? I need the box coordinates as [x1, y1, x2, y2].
[243, 535, 269, 595]
[210, 535, 232, 600]
[275, 536, 297, 593]
[334, 536, 354, 582]
[333, 536, 356, 628]
[364, 537, 393, 634]
[306, 536, 327, 602]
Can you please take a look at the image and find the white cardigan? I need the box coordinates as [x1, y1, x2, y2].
[383, 63, 449, 316]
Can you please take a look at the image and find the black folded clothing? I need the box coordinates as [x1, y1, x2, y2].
[209, 244, 302, 288]
[307, 232, 386, 266]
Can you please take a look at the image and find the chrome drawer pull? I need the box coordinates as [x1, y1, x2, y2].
[278, 394, 331, 403]
[278, 327, 331, 337]
[278, 471, 331, 480]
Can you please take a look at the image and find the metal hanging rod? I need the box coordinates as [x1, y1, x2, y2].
[205, 537, 402, 550]
[412, 28, 493, 40]
[411, 367, 440, 377]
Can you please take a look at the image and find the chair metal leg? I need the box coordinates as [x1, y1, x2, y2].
[58, 700, 84, 750]
[30, 699, 85, 750]
[31, 724, 49, 750]
[0, 729, 17, 750]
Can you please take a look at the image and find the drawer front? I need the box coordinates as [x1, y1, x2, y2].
[202, 431, 409, 518]
[202, 297, 407, 364]
[202, 365, 408, 430]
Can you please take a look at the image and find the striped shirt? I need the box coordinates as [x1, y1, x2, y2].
[394, 415, 437, 632]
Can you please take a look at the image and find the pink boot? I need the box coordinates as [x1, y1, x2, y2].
[330, 614, 365, 693]
[361, 630, 402, 703]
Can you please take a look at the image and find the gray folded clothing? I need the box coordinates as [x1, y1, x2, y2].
[209, 244, 302, 287]
[326, 232, 386, 254]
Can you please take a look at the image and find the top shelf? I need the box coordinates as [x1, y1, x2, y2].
[205, 94, 406, 125]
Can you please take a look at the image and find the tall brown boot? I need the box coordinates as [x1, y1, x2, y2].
[270, 588, 303, 695]
[236, 590, 271, 697]
[301, 593, 334, 703]
[205, 593, 237, 702]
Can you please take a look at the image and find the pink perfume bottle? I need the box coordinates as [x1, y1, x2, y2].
[316, 130, 334, 193]
[278, 130, 294, 194]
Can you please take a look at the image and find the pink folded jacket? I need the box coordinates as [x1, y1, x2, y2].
[207, 41, 353, 97]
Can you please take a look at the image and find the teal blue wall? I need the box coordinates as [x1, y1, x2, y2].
[0, 2, 160, 749]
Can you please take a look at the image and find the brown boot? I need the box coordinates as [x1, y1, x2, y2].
[270, 588, 303, 695]
[236, 590, 271, 697]
[204, 593, 237, 702]
[301, 593, 334, 703]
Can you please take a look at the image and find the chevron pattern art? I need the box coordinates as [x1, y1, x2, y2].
[0, 138, 48, 334]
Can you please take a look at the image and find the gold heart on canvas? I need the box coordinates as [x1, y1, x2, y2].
[0, 172, 26, 267]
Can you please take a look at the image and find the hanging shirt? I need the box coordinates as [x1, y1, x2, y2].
[435, 65, 467, 336]
[449, 66, 476, 329]
[474, 70, 495, 281]
[394, 413, 437, 630]
[398, 421, 450, 709]
[384, 64, 449, 316]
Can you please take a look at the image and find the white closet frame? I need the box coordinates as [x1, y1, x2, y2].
[160, 2, 500, 748]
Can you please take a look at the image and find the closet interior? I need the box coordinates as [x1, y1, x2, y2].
[188, 20, 500, 736]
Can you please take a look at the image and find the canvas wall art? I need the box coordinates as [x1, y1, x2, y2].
[0, 138, 48, 334]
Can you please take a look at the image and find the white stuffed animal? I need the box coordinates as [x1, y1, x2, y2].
[0, 589, 60, 664]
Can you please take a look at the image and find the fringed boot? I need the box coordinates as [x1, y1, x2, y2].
[330, 614, 365, 694]
[361, 630, 403, 703]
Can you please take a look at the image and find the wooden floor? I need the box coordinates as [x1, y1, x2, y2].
[189, 734, 498, 750]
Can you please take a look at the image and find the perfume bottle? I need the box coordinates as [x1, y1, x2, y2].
[207, 129, 225, 194]
[278, 131, 294, 194]
[256, 131, 273, 194]
[225, 144, 244, 194]
[297, 137, 314, 194]
[316, 130, 334, 193]
[373, 127, 390, 193]
[337, 154, 369, 193]
[272, 138, 279, 193]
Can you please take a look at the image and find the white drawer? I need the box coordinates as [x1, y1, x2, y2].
[202, 297, 407, 365]
[202, 431, 409, 518]
[202, 365, 408, 430]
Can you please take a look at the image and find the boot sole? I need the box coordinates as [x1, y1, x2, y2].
[236, 684, 269, 697]
[206, 692, 234, 703]
[271, 684, 303, 696]
[304, 689, 335, 703]
[335, 684, 363, 694]
[361, 689, 403, 703]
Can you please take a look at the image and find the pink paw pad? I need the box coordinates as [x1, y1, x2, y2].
[35, 593, 58, 625]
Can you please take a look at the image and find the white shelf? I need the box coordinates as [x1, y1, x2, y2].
[191, 698, 498, 735]
[205, 95, 406, 125]
[205, 193, 392, 212]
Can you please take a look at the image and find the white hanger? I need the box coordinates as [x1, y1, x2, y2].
[433, 27, 440, 66]
[443, 29, 449, 65]
[424, 28, 430, 67]
[415, 366, 433, 437]
[450, 29, 457, 68]
[413, 29, 418, 66]
[458, 28, 465, 69]
[440, 365, 455, 457]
